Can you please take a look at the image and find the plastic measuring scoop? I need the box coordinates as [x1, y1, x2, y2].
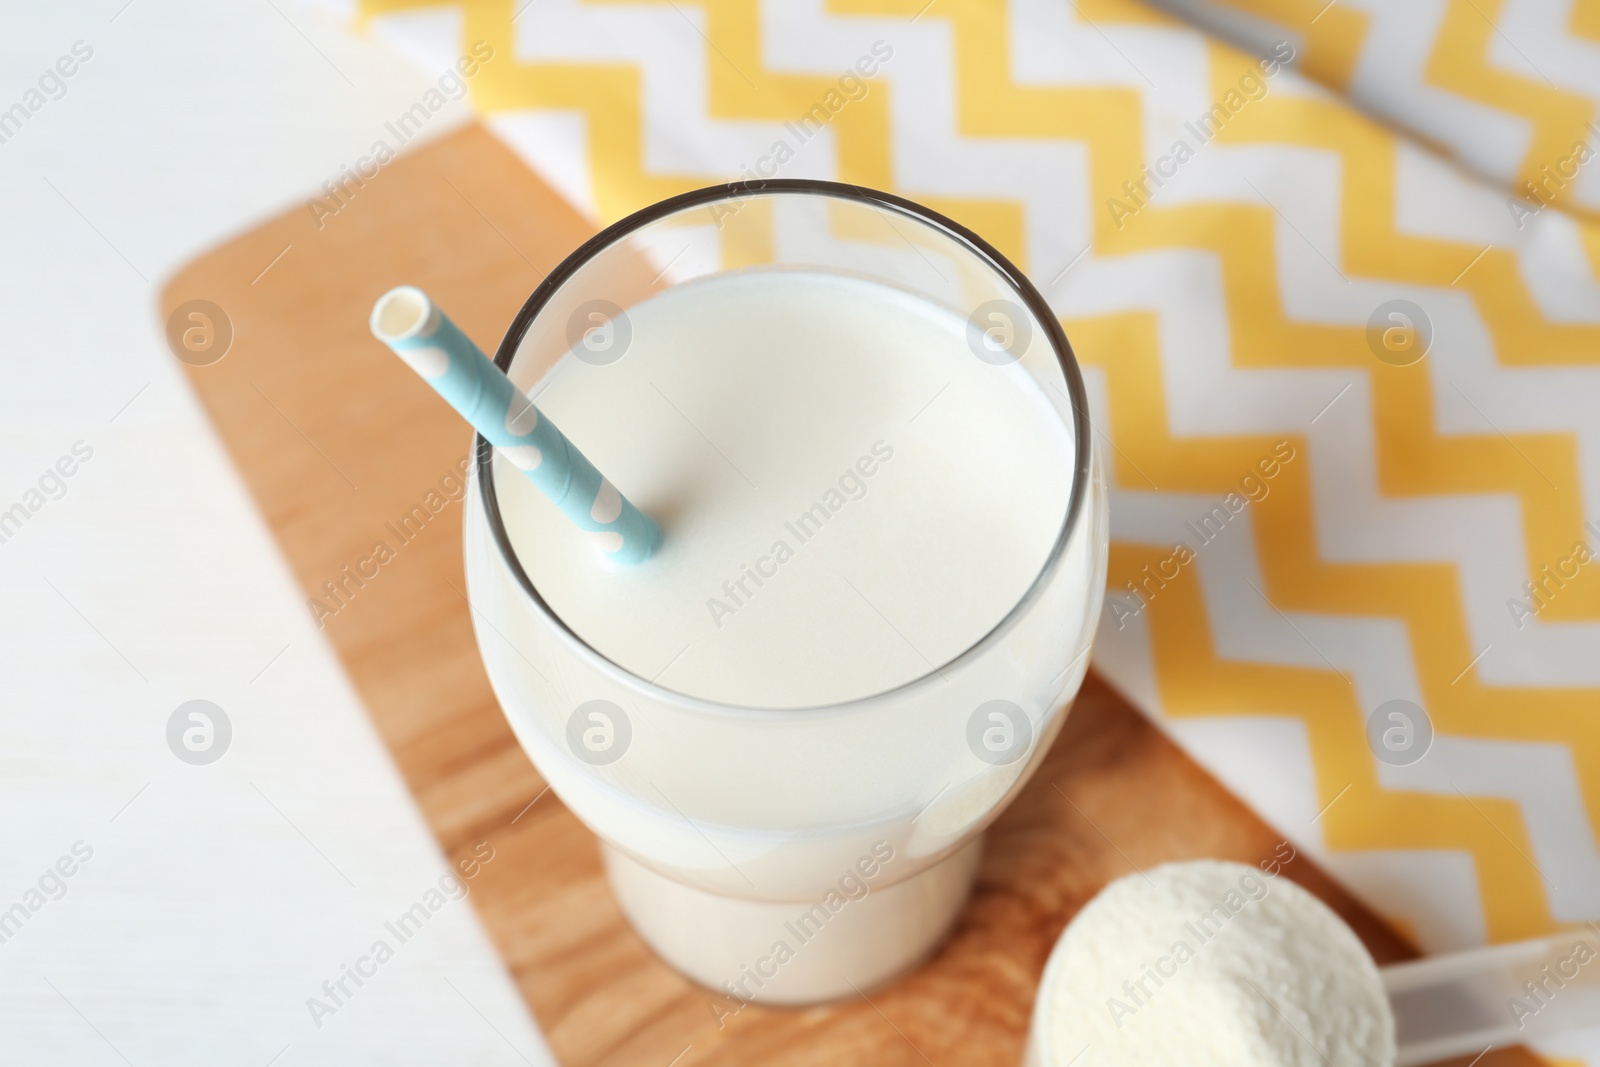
[1382, 924, 1600, 1066]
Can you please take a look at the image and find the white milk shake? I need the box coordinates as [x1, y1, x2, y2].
[464, 266, 1104, 1002]
[493, 269, 1074, 709]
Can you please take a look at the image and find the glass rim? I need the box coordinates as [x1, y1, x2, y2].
[477, 178, 1094, 717]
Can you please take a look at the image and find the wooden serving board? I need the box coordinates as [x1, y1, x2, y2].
[161, 123, 1539, 1067]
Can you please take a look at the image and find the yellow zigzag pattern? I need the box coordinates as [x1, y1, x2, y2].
[1205, 0, 1600, 218]
[889, 0, 1600, 946]
[357, 0, 1600, 949]
[1206, 0, 1369, 89]
[1428, 0, 1597, 216]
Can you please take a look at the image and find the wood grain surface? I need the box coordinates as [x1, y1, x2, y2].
[160, 122, 1542, 1067]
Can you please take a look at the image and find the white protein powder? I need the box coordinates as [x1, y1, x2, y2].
[1040, 860, 1395, 1066]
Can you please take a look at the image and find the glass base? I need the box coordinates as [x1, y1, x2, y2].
[602, 837, 983, 1007]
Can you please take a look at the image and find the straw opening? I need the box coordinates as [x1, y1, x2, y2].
[371, 286, 432, 343]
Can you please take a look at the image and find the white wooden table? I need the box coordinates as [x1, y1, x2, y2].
[0, 3, 553, 1063]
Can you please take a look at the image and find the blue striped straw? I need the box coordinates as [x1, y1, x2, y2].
[370, 286, 660, 565]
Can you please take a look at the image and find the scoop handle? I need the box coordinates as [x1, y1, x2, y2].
[1382, 925, 1600, 1066]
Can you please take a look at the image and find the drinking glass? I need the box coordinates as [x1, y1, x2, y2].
[462, 181, 1108, 1004]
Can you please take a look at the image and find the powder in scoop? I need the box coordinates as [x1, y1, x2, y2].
[1042, 860, 1395, 1066]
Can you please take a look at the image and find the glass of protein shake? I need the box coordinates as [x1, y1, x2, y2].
[462, 181, 1108, 1005]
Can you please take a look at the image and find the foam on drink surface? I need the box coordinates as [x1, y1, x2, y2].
[493, 270, 1074, 709]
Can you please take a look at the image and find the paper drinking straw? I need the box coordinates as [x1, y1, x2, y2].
[369, 286, 661, 565]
